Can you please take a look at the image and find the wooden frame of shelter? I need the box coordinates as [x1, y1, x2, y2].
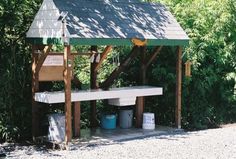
[27, 0, 189, 144]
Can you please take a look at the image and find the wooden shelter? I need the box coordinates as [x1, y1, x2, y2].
[27, 0, 189, 144]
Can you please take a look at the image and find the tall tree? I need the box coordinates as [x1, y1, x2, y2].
[0, 0, 42, 141]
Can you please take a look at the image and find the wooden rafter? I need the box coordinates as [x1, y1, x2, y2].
[94, 45, 112, 71]
[100, 46, 139, 89]
[35, 45, 52, 73]
[145, 46, 163, 68]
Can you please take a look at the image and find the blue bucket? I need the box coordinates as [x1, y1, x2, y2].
[101, 114, 116, 129]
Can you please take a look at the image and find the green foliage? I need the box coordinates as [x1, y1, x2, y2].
[152, 0, 236, 129]
[0, 0, 42, 141]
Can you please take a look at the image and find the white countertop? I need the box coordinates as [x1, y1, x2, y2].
[35, 86, 163, 104]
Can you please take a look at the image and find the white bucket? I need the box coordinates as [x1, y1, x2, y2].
[142, 113, 155, 130]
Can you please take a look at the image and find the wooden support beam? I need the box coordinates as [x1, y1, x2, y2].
[175, 46, 182, 129]
[140, 46, 147, 85]
[74, 102, 81, 137]
[64, 45, 72, 144]
[90, 46, 98, 127]
[135, 97, 144, 128]
[100, 46, 139, 89]
[135, 47, 146, 128]
[35, 45, 52, 73]
[135, 46, 162, 129]
[146, 46, 163, 68]
[73, 75, 82, 89]
[90, 46, 98, 89]
[94, 46, 112, 71]
[32, 45, 40, 141]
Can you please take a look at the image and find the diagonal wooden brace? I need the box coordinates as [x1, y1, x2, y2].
[94, 45, 112, 71]
[35, 45, 52, 74]
[145, 46, 163, 68]
[100, 46, 139, 89]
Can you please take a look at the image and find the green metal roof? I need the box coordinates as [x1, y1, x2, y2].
[26, 0, 189, 46]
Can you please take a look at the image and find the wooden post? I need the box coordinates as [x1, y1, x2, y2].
[35, 45, 52, 73]
[90, 46, 98, 127]
[135, 46, 162, 128]
[140, 46, 147, 85]
[74, 102, 81, 137]
[32, 45, 39, 140]
[32, 45, 51, 140]
[64, 45, 72, 144]
[135, 47, 146, 128]
[135, 97, 144, 128]
[175, 46, 182, 129]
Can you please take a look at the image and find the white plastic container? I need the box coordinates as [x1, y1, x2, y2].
[142, 113, 155, 130]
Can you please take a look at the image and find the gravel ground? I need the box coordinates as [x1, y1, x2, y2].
[1, 125, 236, 159]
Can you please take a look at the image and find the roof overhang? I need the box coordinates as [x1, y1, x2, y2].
[26, 0, 189, 46]
[27, 37, 189, 46]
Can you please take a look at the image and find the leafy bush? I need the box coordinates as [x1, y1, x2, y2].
[153, 0, 236, 129]
[0, 0, 42, 141]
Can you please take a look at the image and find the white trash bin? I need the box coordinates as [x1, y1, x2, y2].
[142, 113, 155, 130]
